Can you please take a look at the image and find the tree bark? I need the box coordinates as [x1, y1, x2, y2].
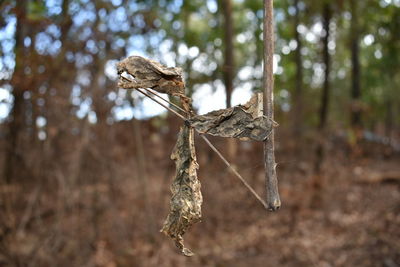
[350, 0, 361, 127]
[263, 0, 280, 211]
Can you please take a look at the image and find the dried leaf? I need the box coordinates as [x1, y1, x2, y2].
[117, 56, 185, 97]
[160, 125, 202, 257]
[189, 95, 274, 141]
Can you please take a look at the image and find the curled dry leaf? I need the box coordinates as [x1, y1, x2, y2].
[117, 55, 193, 113]
[160, 125, 202, 257]
[189, 95, 275, 142]
[117, 55, 185, 96]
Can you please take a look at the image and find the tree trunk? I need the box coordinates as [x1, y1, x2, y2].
[318, 4, 332, 132]
[292, 0, 303, 138]
[133, 118, 155, 241]
[385, 98, 393, 142]
[310, 4, 332, 210]
[350, 0, 362, 127]
[220, 0, 237, 159]
[314, 3, 332, 174]
[263, 0, 280, 211]
[221, 0, 234, 109]
[3, 1, 27, 183]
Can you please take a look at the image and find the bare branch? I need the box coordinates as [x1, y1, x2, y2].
[263, 0, 281, 211]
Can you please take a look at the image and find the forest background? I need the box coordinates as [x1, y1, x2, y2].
[0, 0, 399, 266]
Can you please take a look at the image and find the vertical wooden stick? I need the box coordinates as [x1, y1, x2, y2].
[263, 0, 281, 211]
[256, 92, 264, 117]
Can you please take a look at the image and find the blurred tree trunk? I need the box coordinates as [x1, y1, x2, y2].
[91, 62, 114, 187]
[221, 0, 234, 109]
[133, 118, 155, 241]
[4, 1, 27, 183]
[310, 3, 332, 210]
[292, 0, 304, 139]
[42, 0, 73, 182]
[318, 4, 332, 133]
[350, 0, 361, 128]
[314, 3, 332, 174]
[385, 98, 393, 142]
[220, 0, 237, 159]
[384, 15, 399, 143]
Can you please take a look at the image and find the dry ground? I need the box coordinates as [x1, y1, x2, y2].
[1, 129, 399, 267]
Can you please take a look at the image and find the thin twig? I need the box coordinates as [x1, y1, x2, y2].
[121, 75, 188, 118]
[200, 135, 269, 210]
[143, 88, 188, 114]
[135, 88, 187, 121]
[133, 87, 269, 210]
[263, 0, 281, 211]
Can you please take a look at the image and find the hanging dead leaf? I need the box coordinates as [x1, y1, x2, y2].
[160, 125, 202, 257]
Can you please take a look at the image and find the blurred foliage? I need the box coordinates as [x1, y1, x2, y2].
[0, 0, 399, 130]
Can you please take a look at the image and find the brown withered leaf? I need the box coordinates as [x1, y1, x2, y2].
[188, 95, 275, 141]
[160, 125, 202, 257]
[117, 55, 185, 96]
